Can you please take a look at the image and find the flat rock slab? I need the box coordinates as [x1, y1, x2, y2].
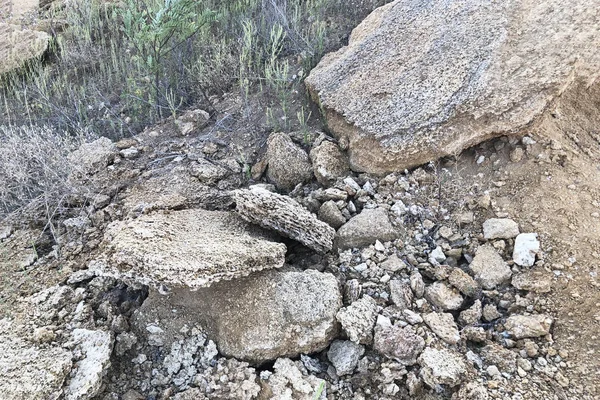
[306, 0, 600, 174]
[100, 209, 286, 289]
[233, 186, 336, 254]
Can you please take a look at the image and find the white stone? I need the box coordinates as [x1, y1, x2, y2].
[513, 233, 540, 267]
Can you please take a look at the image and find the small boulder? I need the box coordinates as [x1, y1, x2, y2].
[336, 208, 399, 249]
[419, 348, 466, 388]
[513, 233, 540, 267]
[336, 295, 378, 344]
[423, 312, 460, 345]
[424, 282, 463, 311]
[318, 200, 346, 229]
[505, 314, 553, 339]
[469, 245, 512, 289]
[482, 218, 520, 240]
[327, 340, 364, 375]
[310, 140, 350, 186]
[374, 318, 425, 365]
[265, 132, 313, 191]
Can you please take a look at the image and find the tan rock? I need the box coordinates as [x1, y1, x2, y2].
[0, 23, 50, 75]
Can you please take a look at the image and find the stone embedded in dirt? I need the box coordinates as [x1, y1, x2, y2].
[260, 358, 327, 400]
[233, 186, 336, 254]
[389, 280, 414, 309]
[418, 348, 467, 388]
[336, 295, 378, 344]
[459, 300, 482, 327]
[310, 140, 350, 187]
[327, 340, 365, 376]
[424, 281, 464, 311]
[482, 218, 520, 240]
[374, 316, 425, 365]
[512, 270, 552, 293]
[410, 271, 425, 298]
[456, 382, 490, 400]
[99, 209, 286, 289]
[305, 0, 600, 174]
[265, 132, 313, 191]
[0, 331, 73, 400]
[482, 304, 502, 322]
[448, 268, 480, 297]
[336, 207, 400, 250]
[469, 245, 512, 289]
[189, 158, 230, 184]
[480, 344, 517, 373]
[65, 329, 114, 400]
[318, 200, 346, 229]
[423, 312, 460, 344]
[68, 137, 118, 177]
[505, 314, 553, 339]
[513, 233, 540, 267]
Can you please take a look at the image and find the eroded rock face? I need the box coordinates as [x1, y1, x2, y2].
[306, 0, 600, 174]
[233, 186, 336, 253]
[99, 209, 286, 289]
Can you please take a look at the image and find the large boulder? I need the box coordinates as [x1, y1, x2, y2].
[98, 209, 286, 289]
[305, 0, 600, 174]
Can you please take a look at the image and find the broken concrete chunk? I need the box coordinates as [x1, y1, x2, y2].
[233, 186, 335, 253]
[310, 140, 350, 187]
[374, 323, 425, 366]
[100, 209, 286, 289]
[336, 208, 399, 250]
[327, 340, 364, 376]
[424, 282, 463, 311]
[423, 312, 460, 345]
[511, 270, 552, 293]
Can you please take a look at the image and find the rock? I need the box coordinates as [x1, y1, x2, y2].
[0, 332, 72, 400]
[137, 269, 340, 364]
[336, 208, 399, 249]
[32, 326, 56, 343]
[374, 319, 425, 365]
[99, 209, 286, 289]
[233, 186, 336, 254]
[0, 225, 12, 240]
[318, 200, 346, 229]
[193, 358, 259, 399]
[0, 23, 50, 75]
[423, 312, 460, 345]
[265, 132, 313, 191]
[336, 295, 378, 344]
[448, 268, 480, 297]
[456, 383, 489, 400]
[482, 304, 502, 322]
[327, 340, 365, 375]
[389, 280, 414, 309]
[424, 282, 463, 311]
[403, 309, 423, 325]
[305, 0, 600, 174]
[430, 246, 446, 263]
[418, 348, 466, 388]
[65, 329, 114, 400]
[480, 344, 517, 373]
[469, 245, 512, 289]
[511, 270, 552, 293]
[68, 137, 117, 177]
[504, 314, 553, 339]
[482, 218, 520, 240]
[310, 140, 350, 186]
[459, 300, 482, 326]
[513, 233, 540, 267]
[259, 358, 326, 400]
[114, 332, 137, 356]
[410, 272, 425, 298]
[381, 254, 405, 272]
[189, 159, 230, 184]
[174, 109, 209, 136]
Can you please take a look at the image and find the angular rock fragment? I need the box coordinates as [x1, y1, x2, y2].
[259, 358, 326, 400]
[374, 317, 425, 366]
[100, 209, 286, 288]
[318, 200, 346, 229]
[448, 268, 480, 297]
[513, 233, 540, 267]
[310, 140, 350, 186]
[419, 348, 466, 388]
[265, 132, 313, 191]
[68, 137, 117, 177]
[424, 282, 463, 311]
[327, 340, 364, 376]
[505, 314, 553, 339]
[482, 218, 520, 240]
[233, 186, 336, 253]
[469, 245, 512, 289]
[336, 208, 399, 250]
[423, 312, 460, 345]
[511, 270, 552, 293]
[336, 295, 378, 344]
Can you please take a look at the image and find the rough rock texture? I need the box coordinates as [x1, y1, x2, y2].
[310, 140, 350, 186]
[265, 132, 313, 191]
[513, 233, 540, 267]
[469, 245, 512, 289]
[424, 282, 463, 311]
[0, 23, 50, 74]
[327, 340, 364, 376]
[306, 0, 600, 174]
[336, 207, 399, 249]
[483, 218, 520, 240]
[193, 358, 260, 399]
[68, 137, 117, 177]
[259, 358, 326, 400]
[505, 314, 553, 339]
[374, 318, 425, 365]
[423, 312, 460, 345]
[99, 209, 286, 288]
[336, 295, 378, 344]
[65, 329, 114, 400]
[0, 331, 73, 400]
[136, 270, 341, 364]
[511, 270, 552, 293]
[318, 200, 346, 229]
[233, 186, 336, 253]
[419, 348, 467, 388]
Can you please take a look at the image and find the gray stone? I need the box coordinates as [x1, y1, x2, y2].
[459, 300, 482, 326]
[513, 233, 540, 267]
[482, 304, 502, 322]
[233, 186, 336, 254]
[480, 344, 517, 373]
[456, 383, 490, 400]
[389, 280, 414, 310]
[68, 137, 117, 177]
[318, 200, 346, 229]
[482, 218, 520, 240]
[327, 340, 365, 375]
[266, 132, 313, 191]
[336, 295, 378, 344]
[310, 140, 350, 186]
[336, 208, 399, 249]
[189, 159, 230, 184]
[419, 348, 466, 388]
[469, 245, 512, 289]
[260, 358, 326, 400]
[99, 208, 286, 289]
[306, 0, 600, 174]
[381, 254, 405, 272]
[423, 312, 460, 345]
[448, 268, 480, 297]
[410, 272, 425, 298]
[512, 270, 552, 293]
[374, 319, 425, 365]
[424, 282, 463, 311]
[505, 314, 553, 339]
